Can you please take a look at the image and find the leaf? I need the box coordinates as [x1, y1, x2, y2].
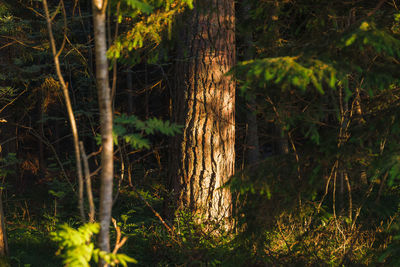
[233, 57, 337, 94]
[51, 223, 100, 266]
[113, 114, 181, 150]
[116, 254, 138, 266]
[124, 0, 153, 14]
[48, 190, 66, 199]
[124, 134, 150, 149]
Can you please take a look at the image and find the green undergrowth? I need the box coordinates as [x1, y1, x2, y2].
[5, 182, 400, 266]
[8, 224, 60, 267]
[122, 211, 238, 266]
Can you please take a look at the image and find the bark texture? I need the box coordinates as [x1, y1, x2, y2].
[170, 0, 235, 226]
[92, 0, 113, 264]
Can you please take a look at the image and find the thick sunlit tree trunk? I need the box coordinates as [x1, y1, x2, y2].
[170, 0, 235, 228]
[92, 0, 113, 265]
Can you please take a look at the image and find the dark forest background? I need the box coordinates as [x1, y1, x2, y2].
[2, 0, 400, 266]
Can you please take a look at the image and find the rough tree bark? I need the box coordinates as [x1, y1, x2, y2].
[92, 0, 113, 265]
[169, 0, 235, 227]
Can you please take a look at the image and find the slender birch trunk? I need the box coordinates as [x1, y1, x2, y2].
[92, 1, 113, 265]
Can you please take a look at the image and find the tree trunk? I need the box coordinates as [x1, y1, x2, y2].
[42, 0, 85, 222]
[0, 189, 8, 257]
[169, 0, 235, 228]
[92, 0, 113, 265]
[241, 1, 260, 165]
[0, 144, 8, 257]
[126, 69, 134, 114]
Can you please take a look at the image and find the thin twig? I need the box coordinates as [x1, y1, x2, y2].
[344, 172, 352, 221]
[130, 185, 175, 236]
[265, 96, 301, 180]
[90, 166, 102, 177]
[366, 0, 387, 17]
[351, 182, 375, 230]
[0, 89, 27, 114]
[109, 1, 121, 111]
[15, 123, 75, 194]
[111, 218, 128, 254]
[112, 144, 125, 206]
[55, 0, 67, 58]
[0, 35, 43, 50]
[0, 40, 17, 50]
[0, 137, 16, 148]
[318, 160, 338, 212]
[88, 147, 103, 159]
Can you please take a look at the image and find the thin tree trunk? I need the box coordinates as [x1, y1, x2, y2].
[92, 0, 113, 265]
[170, 0, 235, 228]
[38, 92, 46, 176]
[0, 185, 8, 257]
[80, 142, 95, 223]
[43, 0, 85, 222]
[355, 87, 368, 184]
[241, 2, 260, 165]
[246, 97, 260, 164]
[276, 125, 289, 155]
